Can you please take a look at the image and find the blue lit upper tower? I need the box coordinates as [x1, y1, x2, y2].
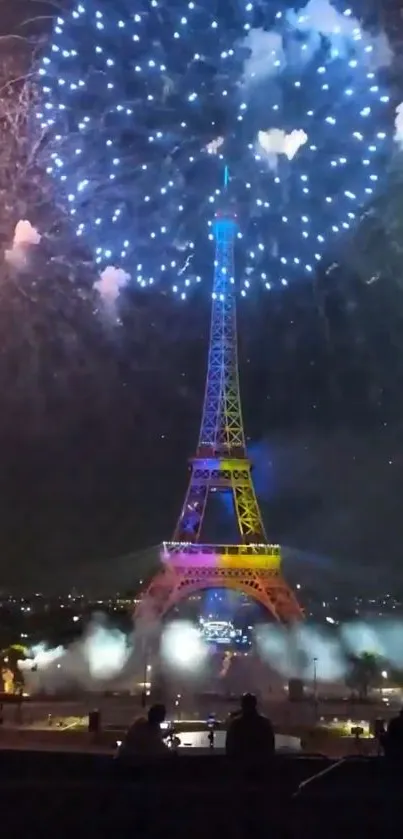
[198, 165, 245, 458]
[173, 166, 267, 542]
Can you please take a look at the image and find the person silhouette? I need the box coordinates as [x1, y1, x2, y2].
[117, 703, 169, 758]
[225, 693, 275, 764]
[382, 709, 403, 761]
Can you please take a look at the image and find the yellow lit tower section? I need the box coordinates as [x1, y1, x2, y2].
[137, 168, 302, 623]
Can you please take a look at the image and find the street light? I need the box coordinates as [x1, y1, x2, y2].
[141, 657, 151, 708]
[313, 657, 318, 721]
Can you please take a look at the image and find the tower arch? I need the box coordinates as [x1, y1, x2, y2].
[137, 543, 302, 625]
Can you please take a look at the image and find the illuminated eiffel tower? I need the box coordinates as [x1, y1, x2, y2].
[137, 168, 302, 623]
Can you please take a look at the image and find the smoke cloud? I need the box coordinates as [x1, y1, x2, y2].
[288, 0, 392, 68]
[17, 612, 403, 696]
[394, 103, 403, 150]
[94, 265, 130, 311]
[242, 0, 392, 84]
[160, 620, 208, 672]
[206, 136, 225, 155]
[242, 29, 285, 83]
[19, 614, 134, 693]
[5, 220, 41, 270]
[258, 128, 308, 167]
[256, 618, 403, 683]
[19, 565, 182, 694]
[83, 616, 132, 679]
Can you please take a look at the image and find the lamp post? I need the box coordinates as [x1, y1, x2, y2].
[141, 657, 152, 709]
[313, 657, 318, 722]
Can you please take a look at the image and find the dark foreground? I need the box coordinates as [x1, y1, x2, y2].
[1, 750, 403, 837]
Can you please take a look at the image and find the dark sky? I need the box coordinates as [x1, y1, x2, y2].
[1, 269, 403, 595]
[1, 0, 403, 595]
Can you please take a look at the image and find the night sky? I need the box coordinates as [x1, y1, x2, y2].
[1, 0, 403, 595]
[1, 268, 403, 595]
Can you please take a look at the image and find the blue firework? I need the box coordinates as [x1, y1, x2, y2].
[38, 0, 393, 299]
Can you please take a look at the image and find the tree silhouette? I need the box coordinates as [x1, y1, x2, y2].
[346, 651, 382, 700]
[0, 37, 122, 440]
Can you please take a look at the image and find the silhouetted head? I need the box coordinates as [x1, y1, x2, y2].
[241, 693, 257, 715]
[148, 703, 166, 726]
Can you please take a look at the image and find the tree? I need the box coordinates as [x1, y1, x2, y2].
[0, 34, 123, 439]
[0, 643, 26, 693]
[345, 651, 383, 700]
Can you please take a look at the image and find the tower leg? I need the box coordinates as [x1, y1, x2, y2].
[173, 480, 208, 542]
[231, 468, 266, 542]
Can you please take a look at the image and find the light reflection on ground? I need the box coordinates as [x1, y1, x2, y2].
[170, 729, 301, 752]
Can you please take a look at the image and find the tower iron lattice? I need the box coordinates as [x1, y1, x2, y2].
[137, 171, 302, 623]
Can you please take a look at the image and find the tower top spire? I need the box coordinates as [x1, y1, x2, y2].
[215, 163, 237, 224]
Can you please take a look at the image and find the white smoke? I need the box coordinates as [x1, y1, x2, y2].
[242, 29, 285, 82]
[206, 136, 225, 155]
[256, 618, 403, 683]
[242, 0, 392, 84]
[294, 623, 346, 681]
[394, 103, 403, 149]
[20, 614, 135, 694]
[258, 128, 308, 166]
[340, 621, 386, 658]
[94, 265, 130, 310]
[18, 612, 403, 695]
[288, 0, 392, 68]
[160, 620, 208, 672]
[19, 643, 64, 671]
[5, 220, 41, 270]
[83, 621, 132, 679]
[20, 616, 209, 694]
[370, 31, 394, 71]
[19, 562, 176, 695]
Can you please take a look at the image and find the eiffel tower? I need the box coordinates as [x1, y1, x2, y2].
[137, 168, 302, 623]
